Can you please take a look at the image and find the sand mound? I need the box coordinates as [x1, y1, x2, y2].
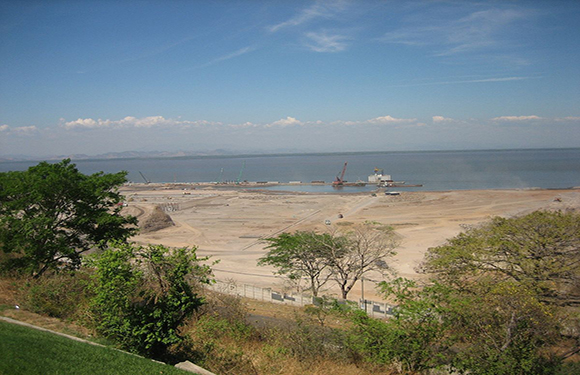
[141, 206, 175, 233]
[124, 205, 174, 233]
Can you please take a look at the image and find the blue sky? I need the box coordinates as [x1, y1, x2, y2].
[1, 0, 579, 157]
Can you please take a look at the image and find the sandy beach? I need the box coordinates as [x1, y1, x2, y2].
[121, 185, 579, 301]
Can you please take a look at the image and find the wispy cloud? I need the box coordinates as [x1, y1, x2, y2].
[193, 46, 256, 69]
[268, 0, 349, 32]
[389, 76, 535, 88]
[304, 31, 350, 52]
[380, 7, 532, 57]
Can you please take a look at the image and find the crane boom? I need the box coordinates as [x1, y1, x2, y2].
[236, 161, 246, 184]
[138, 171, 150, 184]
[333, 162, 347, 185]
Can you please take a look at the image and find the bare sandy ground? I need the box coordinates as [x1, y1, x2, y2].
[121, 185, 579, 301]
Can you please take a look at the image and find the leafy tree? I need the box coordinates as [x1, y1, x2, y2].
[259, 231, 335, 296]
[89, 242, 212, 359]
[344, 211, 578, 373]
[346, 278, 454, 372]
[0, 159, 137, 277]
[406, 210, 578, 373]
[447, 279, 560, 375]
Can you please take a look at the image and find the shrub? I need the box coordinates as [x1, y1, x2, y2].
[89, 243, 211, 360]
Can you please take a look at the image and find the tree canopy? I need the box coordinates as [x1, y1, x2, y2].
[350, 210, 580, 374]
[0, 159, 137, 277]
[422, 210, 580, 307]
[258, 223, 398, 299]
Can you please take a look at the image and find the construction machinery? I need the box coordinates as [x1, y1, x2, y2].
[138, 171, 150, 184]
[236, 161, 246, 184]
[333, 162, 347, 186]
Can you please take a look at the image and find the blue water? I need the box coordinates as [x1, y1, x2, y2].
[1, 149, 579, 192]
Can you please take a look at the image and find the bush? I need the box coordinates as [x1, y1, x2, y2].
[89, 243, 211, 360]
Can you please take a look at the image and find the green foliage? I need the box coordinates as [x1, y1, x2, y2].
[304, 295, 357, 327]
[423, 210, 580, 306]
[350, 211, 578, 374]
[0, 159, 137, 277]
[259, 231, 339, 296]
[448, 279, 561, 375]
[420, 210, 580, 372]
[259, 225, 398, 299]
[347, 278, 452, 372]
[89, 242, 211, 359]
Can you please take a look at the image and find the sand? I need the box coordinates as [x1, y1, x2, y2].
[121, 185, 579, 301]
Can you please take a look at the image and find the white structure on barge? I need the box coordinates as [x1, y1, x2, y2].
[368, 168, 393, 185]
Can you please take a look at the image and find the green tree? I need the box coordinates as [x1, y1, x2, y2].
[422, 210, 580, 306]
[259, 224, 398, 299]
[0, 159, 137, 277]
[417, 210, 578, 373]
[447, 279, 560, 375]
[347, 278, 453, 373]
[259, 231, 335, 296]
[345, 211, 578, 373]
[89, 242, 212, 359]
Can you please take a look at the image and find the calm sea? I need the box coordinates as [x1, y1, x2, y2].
[1, 149, 579, 193]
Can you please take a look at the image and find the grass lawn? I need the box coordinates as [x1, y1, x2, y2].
[0, 320, 194, 375]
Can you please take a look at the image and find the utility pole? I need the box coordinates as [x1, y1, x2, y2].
[361, 277, 366, 312]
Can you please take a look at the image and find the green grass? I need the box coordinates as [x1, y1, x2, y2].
[0, 320, 195, 375]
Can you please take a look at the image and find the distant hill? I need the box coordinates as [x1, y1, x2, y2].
[0, 148, 307, 162]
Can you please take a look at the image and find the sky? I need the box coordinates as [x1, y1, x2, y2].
[1, 0, 579, 158]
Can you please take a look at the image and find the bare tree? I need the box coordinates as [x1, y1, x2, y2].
[322, 223, 399, 299]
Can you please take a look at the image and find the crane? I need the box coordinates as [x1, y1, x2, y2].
[236, 161, 246, 184]
[138, 171, 150, 184]
[333, 162, 347, 186]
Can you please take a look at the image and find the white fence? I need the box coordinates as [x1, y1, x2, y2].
[207, 279, 395, 319]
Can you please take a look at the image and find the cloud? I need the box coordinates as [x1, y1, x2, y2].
[304, 31, 350, 52]
[267, 116, 303, 127]
[380, 7, 531, 57]
[61, 116, 220, 130]
[389, 76, 535, 88]
[268, 1, 349, 32]
[432, 116, 453, 123]
[367, 115, 417, 124]
[62, 118, 104, 129]
[0, 125, 39, 135]
[195, 46, 256, 69]
[492, 115, 542, 122]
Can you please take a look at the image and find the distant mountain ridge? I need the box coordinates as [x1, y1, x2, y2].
[0, 148, 306, 162]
